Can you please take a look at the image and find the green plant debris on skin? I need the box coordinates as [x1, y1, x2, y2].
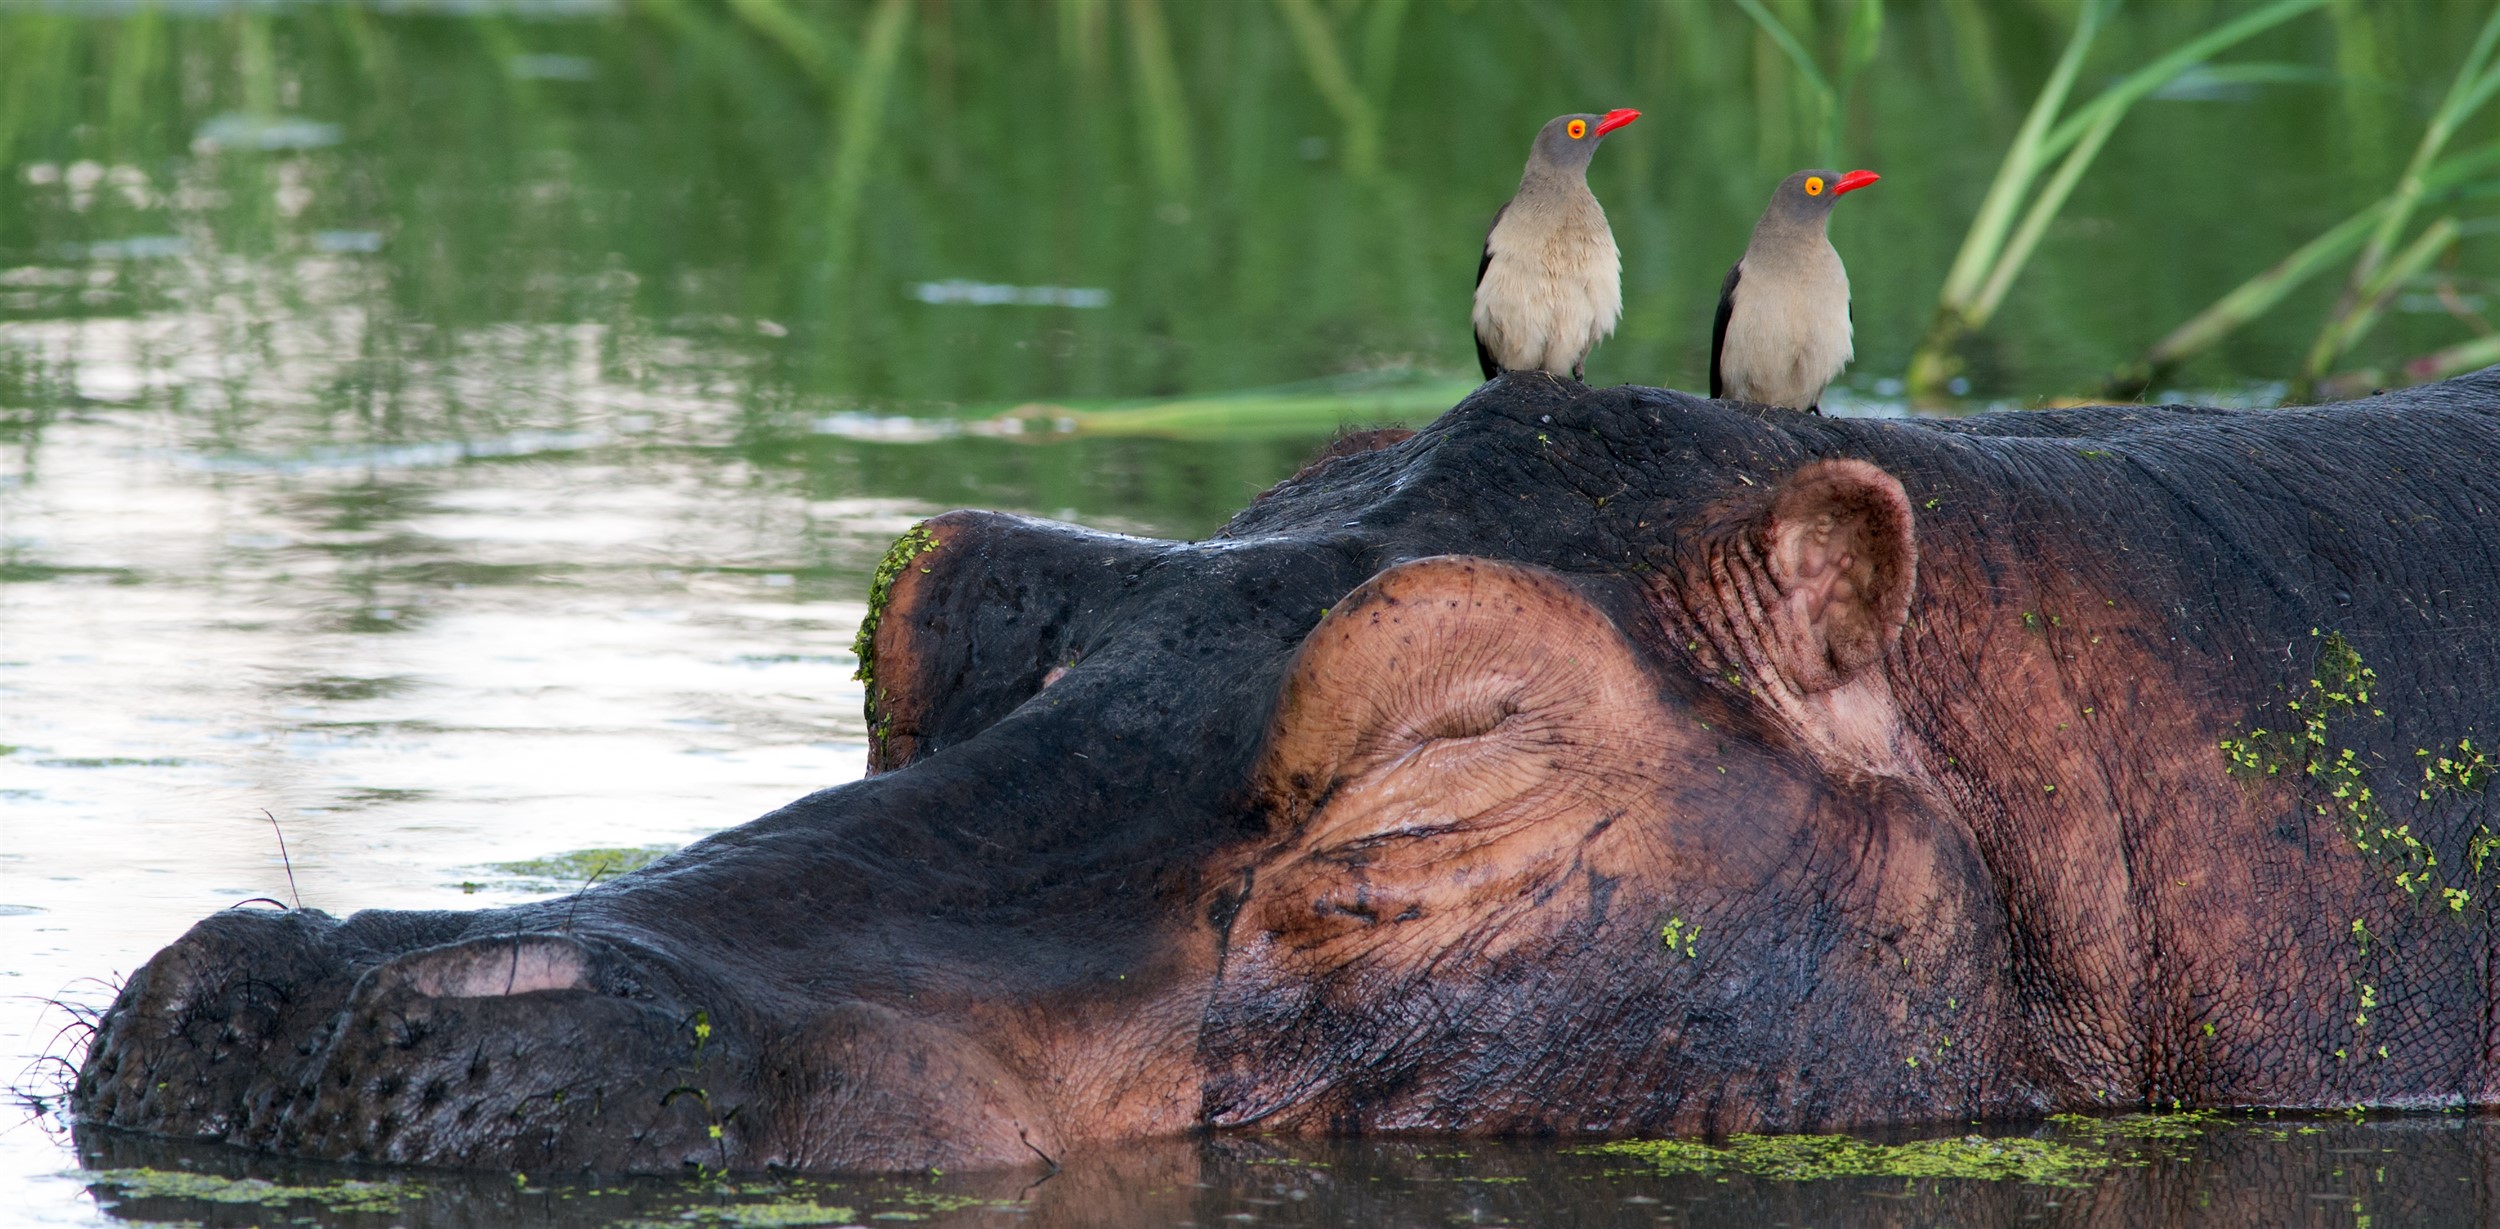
[482, 844, 678, 885]
[73, 1167, 420, 1212]
[2216, 629, 2496, 1060]
[852, 522, 941, 753]
[2217, 630, 2494, 909]
[1659, 914, 1700, 958]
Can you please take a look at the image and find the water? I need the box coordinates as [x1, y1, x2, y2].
[3, 3, 2497, 1225]
[50, 1118, 2500, 1227]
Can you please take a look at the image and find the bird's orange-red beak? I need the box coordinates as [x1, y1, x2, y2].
[1832, 169, 1880, 197]
[1594, 108, 1641, 136]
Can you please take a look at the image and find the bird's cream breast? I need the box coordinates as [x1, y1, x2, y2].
[1473, 190, 1622, 376]
[1721, 238, 1852, 410]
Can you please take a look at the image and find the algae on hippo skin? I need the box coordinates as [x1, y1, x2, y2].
[853, 521, 942, 752]
[2218, 630, 2498, 908]
[2218, 629, 2498, 1063]
[2217, 630, 2495, 907]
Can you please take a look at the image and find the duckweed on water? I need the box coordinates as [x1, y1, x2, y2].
[482, 844, 680, 886]
[629, 1201, 859, 1228]
[2046, 1109, 2221, 1143]
[1585, 1132, 2106, 1186]
[1589, 1111, 2260, 1187]
[73, 1167, 420, 1212]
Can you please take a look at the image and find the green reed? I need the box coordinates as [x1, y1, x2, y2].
[1909, 0, 2332, 399]
[2109, 2, 2500, 400]
[0, 0, 2488, 424]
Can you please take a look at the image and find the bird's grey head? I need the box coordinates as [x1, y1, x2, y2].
[1524, 108, 1640, 179]
[1760, 168, 1881, 229]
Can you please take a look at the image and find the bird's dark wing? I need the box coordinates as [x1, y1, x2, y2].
[1476, 202, 1506, 290]
[1709, 261, 1741, 399]
[1474, 205, 1506, 380]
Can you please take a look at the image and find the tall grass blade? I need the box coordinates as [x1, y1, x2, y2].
[105, 7, 164, 148]
[1734, 0, 1832, 97]
[1971, 99, 2121, 321]
[2033, 0, 2331, 165]
[1939, 0, 2012, 117]
[2401, 331, 2500, 386]
[2119, 199, 2391, 392]
[1930, 0, 2107, 321]
[1835, 0, 1885, 109]
[1029, 379, 1472, 440]
[238, 9, 280, 116]
[1274, 0, 1380, 180]
[2328, 0, 2397, 181]
[823, 0, 914, 282]
[1122, 0, 1195, 199]
[2305, 2, 2500, 382]
[0, 16, 76, 179]
[1733, 0, 1837, 163]
[1361, 0, 1411, 107]
[2113, 140, 2500, 394]
[1058, 0, 1110, 78]
[2346, 4, 2500, 300]
[2304, 215, 2458, 379]
[728, 0, 850, 84]
[1912, 0, 2330, 397]
[331, 3, 396, 93]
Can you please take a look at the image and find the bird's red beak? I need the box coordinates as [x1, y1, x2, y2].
[1594, 108, 1641, 137]
[1832, 169, 1881, 197]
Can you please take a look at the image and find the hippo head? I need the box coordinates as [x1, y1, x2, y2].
[74, 377, 2056, 1173]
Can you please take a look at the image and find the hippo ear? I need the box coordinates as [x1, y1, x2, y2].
[1253, 555, 1671, 844]
[858, 511, 1165, 773]
[1678, 458, 1916, 694]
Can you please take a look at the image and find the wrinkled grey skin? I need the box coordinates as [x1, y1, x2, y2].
[72, 372, 2500, 1176]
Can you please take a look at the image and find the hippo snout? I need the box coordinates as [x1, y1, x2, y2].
[267, 931, 724, 1170]
[80, 907, 1069, 1174]
[81, 911, 717, 1170]
[77, 907, 353, 1144]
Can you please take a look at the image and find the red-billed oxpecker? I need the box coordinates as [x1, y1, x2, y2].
[1710, 168, 1880, 413]
[1472, 108, 1641, 382]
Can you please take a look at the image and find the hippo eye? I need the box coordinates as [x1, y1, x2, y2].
[1567, 119, 1588, 139]
[1805, 176, 1826, 196]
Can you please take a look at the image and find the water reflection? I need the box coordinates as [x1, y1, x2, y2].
[65, 1114, 2500, 1228]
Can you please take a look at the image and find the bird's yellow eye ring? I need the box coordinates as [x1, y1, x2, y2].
[1805, 176, 1826, 196]
[1567, 119, 1588, 139]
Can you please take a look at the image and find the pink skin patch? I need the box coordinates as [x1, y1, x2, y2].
[389, 936, 591, 998]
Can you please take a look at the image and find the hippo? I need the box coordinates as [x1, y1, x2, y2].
[72, 372, 2500, 1173]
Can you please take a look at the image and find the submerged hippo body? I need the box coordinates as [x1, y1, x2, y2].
[75, 373, 2500, 1172]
